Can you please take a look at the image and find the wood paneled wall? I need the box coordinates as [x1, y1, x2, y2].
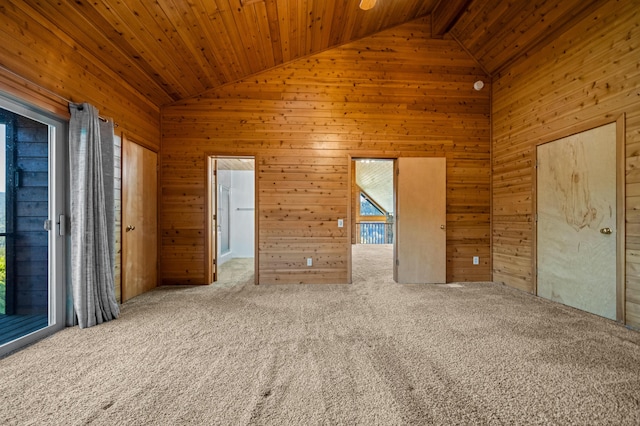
[161, 17, 491, 285]
[491, 0, 640, 327]
[0, 2, 160, 150]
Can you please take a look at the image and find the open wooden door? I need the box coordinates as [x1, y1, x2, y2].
[536, 122, 620, 320]
[206, 157, 218, 283]
[394, 157, 446, 283]
[122, 136, 157, 302]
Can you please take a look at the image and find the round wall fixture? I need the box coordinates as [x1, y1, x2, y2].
[473, 80, 485, 91]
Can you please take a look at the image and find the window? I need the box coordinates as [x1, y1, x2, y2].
[360, 192, 385, 216]
[0, 95, 66, 356]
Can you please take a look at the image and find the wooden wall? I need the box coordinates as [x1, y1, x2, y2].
[0, 2, 161, 305]
[0, 2, 161, 150]
[491, 0, 640, 327]
[161, 17, 491, 285]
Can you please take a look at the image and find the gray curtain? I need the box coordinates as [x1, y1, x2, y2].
[69, 103, 119, 328]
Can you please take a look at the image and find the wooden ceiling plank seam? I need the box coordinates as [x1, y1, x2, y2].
[319, 0, 334, 53]
[59, 0, 175, 105]
[286, 0, 300, 60]
[470, 1, 558, 64]
[1, 2, 161, 113]
[275, 0, 291, 63]
[181, 0, 231, 85]
[263, 0, 285, 65]
[311, 0, 329, 53]
[143, 0, 214, 93]
[242, 3, 271, 72]
[205, 0, 250, 82]
[356, 0, 392, 40]
[330, 0, 357, 46]
[416, 0, 439, 16]
[168, 15, 462, 105]
[431, 0, 473, 37]
[449, 0, 502, 45]
[299, 0, 310, 57]
[459, 0, 523, 57]
[253, 1, 278, 68]
[491, 0, 606, 76]
[116, 0, 207, 96]
[90, 0, 195, 100]
[211, 1, 254, 78]
[224, 0, 267, 75]
[20, 0, 172, 107]
[160, 0, 226, 88]
[325, 0, 345, 46]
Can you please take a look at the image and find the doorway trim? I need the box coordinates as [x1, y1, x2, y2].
[348, 154, 447, 284]
[532, 114, 626, 322]
[205, 154, 258, 285]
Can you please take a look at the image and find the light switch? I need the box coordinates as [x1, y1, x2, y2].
[338, 219, 344, 228]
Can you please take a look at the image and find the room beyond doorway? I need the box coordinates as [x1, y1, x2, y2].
[352, 159, 395, 245]
[206, 156, 256, 284]
[350, 158, 395, 282]
[349, 156, 447, 284]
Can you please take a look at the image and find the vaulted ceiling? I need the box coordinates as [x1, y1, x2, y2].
[14, 0, 603, 107]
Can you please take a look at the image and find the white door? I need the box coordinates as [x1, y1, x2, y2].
[395, 157, 446, 283]
[537, 123, 617, 320]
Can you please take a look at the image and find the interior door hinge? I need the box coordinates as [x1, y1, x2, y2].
[396, 259, 399, 266]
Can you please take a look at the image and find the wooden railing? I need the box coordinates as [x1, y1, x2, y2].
[356, 222, 394, 244]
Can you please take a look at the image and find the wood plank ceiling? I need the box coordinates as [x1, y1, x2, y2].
[12, 0, 604, 107]
[17, 0, 439, 106]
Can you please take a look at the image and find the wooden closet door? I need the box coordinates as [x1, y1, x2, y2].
[122, 136, 157, 302]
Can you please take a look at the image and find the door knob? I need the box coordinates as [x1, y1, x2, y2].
[600, 227, 612, 235]
[126, 225, 136, 232]
[440, 225, 445, 229]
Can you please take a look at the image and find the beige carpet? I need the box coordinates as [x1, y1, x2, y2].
[2, 244, 640, 425]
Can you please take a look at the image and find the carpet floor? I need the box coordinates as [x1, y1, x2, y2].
[1, 244, 640, 425]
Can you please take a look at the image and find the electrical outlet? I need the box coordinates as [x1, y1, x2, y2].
[338, 218, 344, 228]
[307, 257, 313, 267]
[473, 256, 479, 265]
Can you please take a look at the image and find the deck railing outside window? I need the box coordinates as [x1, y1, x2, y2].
[356, 222, 394, 244]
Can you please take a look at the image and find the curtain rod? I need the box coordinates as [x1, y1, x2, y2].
[0, 64, 118, 127]
[69, 103, 118, 127]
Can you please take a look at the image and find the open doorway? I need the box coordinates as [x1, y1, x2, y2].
[206, 156, 256, 285]
[350, 157, 447, 284]
[351, 158, 395, 280]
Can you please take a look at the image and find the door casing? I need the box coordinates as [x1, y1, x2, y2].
[205, 155, 258, 285]
[533, 115, 625, 322]
[348, 155, 447, 284]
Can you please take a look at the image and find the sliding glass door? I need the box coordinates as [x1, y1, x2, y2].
[0, 95, 66, 355]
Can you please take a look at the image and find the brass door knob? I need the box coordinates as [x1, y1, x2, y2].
[600, 227, 612, 235]
[126, 225, 136, 232]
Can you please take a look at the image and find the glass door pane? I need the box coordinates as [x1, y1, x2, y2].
[219, 186, 230, 254]
[0, 98, 65, 354]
